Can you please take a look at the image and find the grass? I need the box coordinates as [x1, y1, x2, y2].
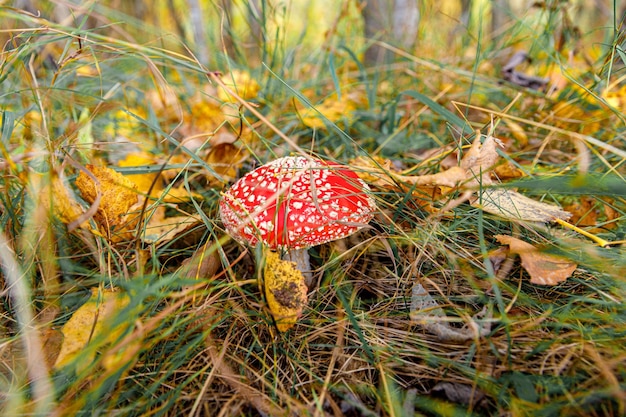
[1, 1, 626, 416]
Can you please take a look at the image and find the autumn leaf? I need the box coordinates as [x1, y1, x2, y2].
[40, 175, 86, 228]
[54, 288, 131, 370]
[75, 164, 138, 235]
[410, 283, 491, 342]
[299, 90, 366, 129]
[205, 141, 248, 186]
[263, 250, 308, 332]
[117, 152, 163, 198]
[472, 188, 572, 222]
[142, 213, 201, 244]
[218, 70, 261, 102]
[386, 134, 502, 189]
[495, 235, 577, 286]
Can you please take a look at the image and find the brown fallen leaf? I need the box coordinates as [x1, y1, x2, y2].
[492, 161, 525, 181]
[431, 382, 486, 406]
[502, 51, 549, 90]
[495, 235, 577, 285]
[205, 141, 248, 186]
[179, 243, 221, 280]
[263, 250, 308, 332]
[392, 134, 502, 189]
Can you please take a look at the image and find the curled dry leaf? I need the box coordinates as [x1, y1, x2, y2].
[263, 250, 308, 332]
[495, 235, 577, 286]
[54, 288, 131, 370]
[75, 164, 138, 235]
[409, 283, 491, 342]
[473, 188, 572, 223]
[392, 135, 502, 189]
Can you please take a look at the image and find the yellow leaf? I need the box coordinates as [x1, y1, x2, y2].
[142, 212, 201, 244]
[300, 91, 365, 128]
[117, 152, 163, 197]
[218, 70, 260, 102]
[501, 118, 528, 147]
[75, 164, 138, 234]
[495, 235, 577, 286]
[54, 288, 131, 370]
[40, 176, 85, 227]
[263, 250, 308, 332]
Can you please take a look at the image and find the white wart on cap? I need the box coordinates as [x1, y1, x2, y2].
[219, 156, 376, 250]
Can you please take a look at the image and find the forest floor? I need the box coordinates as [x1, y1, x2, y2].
[1, 2, 625, 416]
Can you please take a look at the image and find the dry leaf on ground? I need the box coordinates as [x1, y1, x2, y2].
[562, 197, 619, 232]
[40, 176, 85, 228]
[355, 134, 502, 189]
[117, 152, 163, 197]
[299, 90, 366, 129]
[141, 212, 201, 244]
[75, 164, 138, 236]
[472, 188, 572, 222]
[218, 70, 261, 102]
[54, 288, 131, 370]
[409, 283, 491, 342]
[115, 154, 203, 243]
[205, 141, 248, 186]
[263, 250, 308, 332]
[495, 235, 577, 285]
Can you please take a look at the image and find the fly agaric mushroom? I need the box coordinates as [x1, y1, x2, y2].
[219, 156, 377, 286]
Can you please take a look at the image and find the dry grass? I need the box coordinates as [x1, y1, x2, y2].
[1, 1, 626, 416]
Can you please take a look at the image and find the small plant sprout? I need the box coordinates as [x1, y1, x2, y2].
[219, 156, 377, 287]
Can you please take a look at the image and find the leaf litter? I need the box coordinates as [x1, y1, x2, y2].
[4, 11, 625, 415]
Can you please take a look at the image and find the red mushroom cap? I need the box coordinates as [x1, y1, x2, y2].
[219, 156, 376, 250]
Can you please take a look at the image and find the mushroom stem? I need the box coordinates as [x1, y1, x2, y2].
[282, 249, 313, 288]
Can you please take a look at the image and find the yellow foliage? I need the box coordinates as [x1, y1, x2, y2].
[75, 164, 138, 237]
[117, 152, 163, 197]
[40, 176, 85, 227]
[104, 108, 148, 140]
[218, 70, 260, 102]
[54, 288, 131, 370]
[263, 250, 308, 332]
[300, 91, 366, 129]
